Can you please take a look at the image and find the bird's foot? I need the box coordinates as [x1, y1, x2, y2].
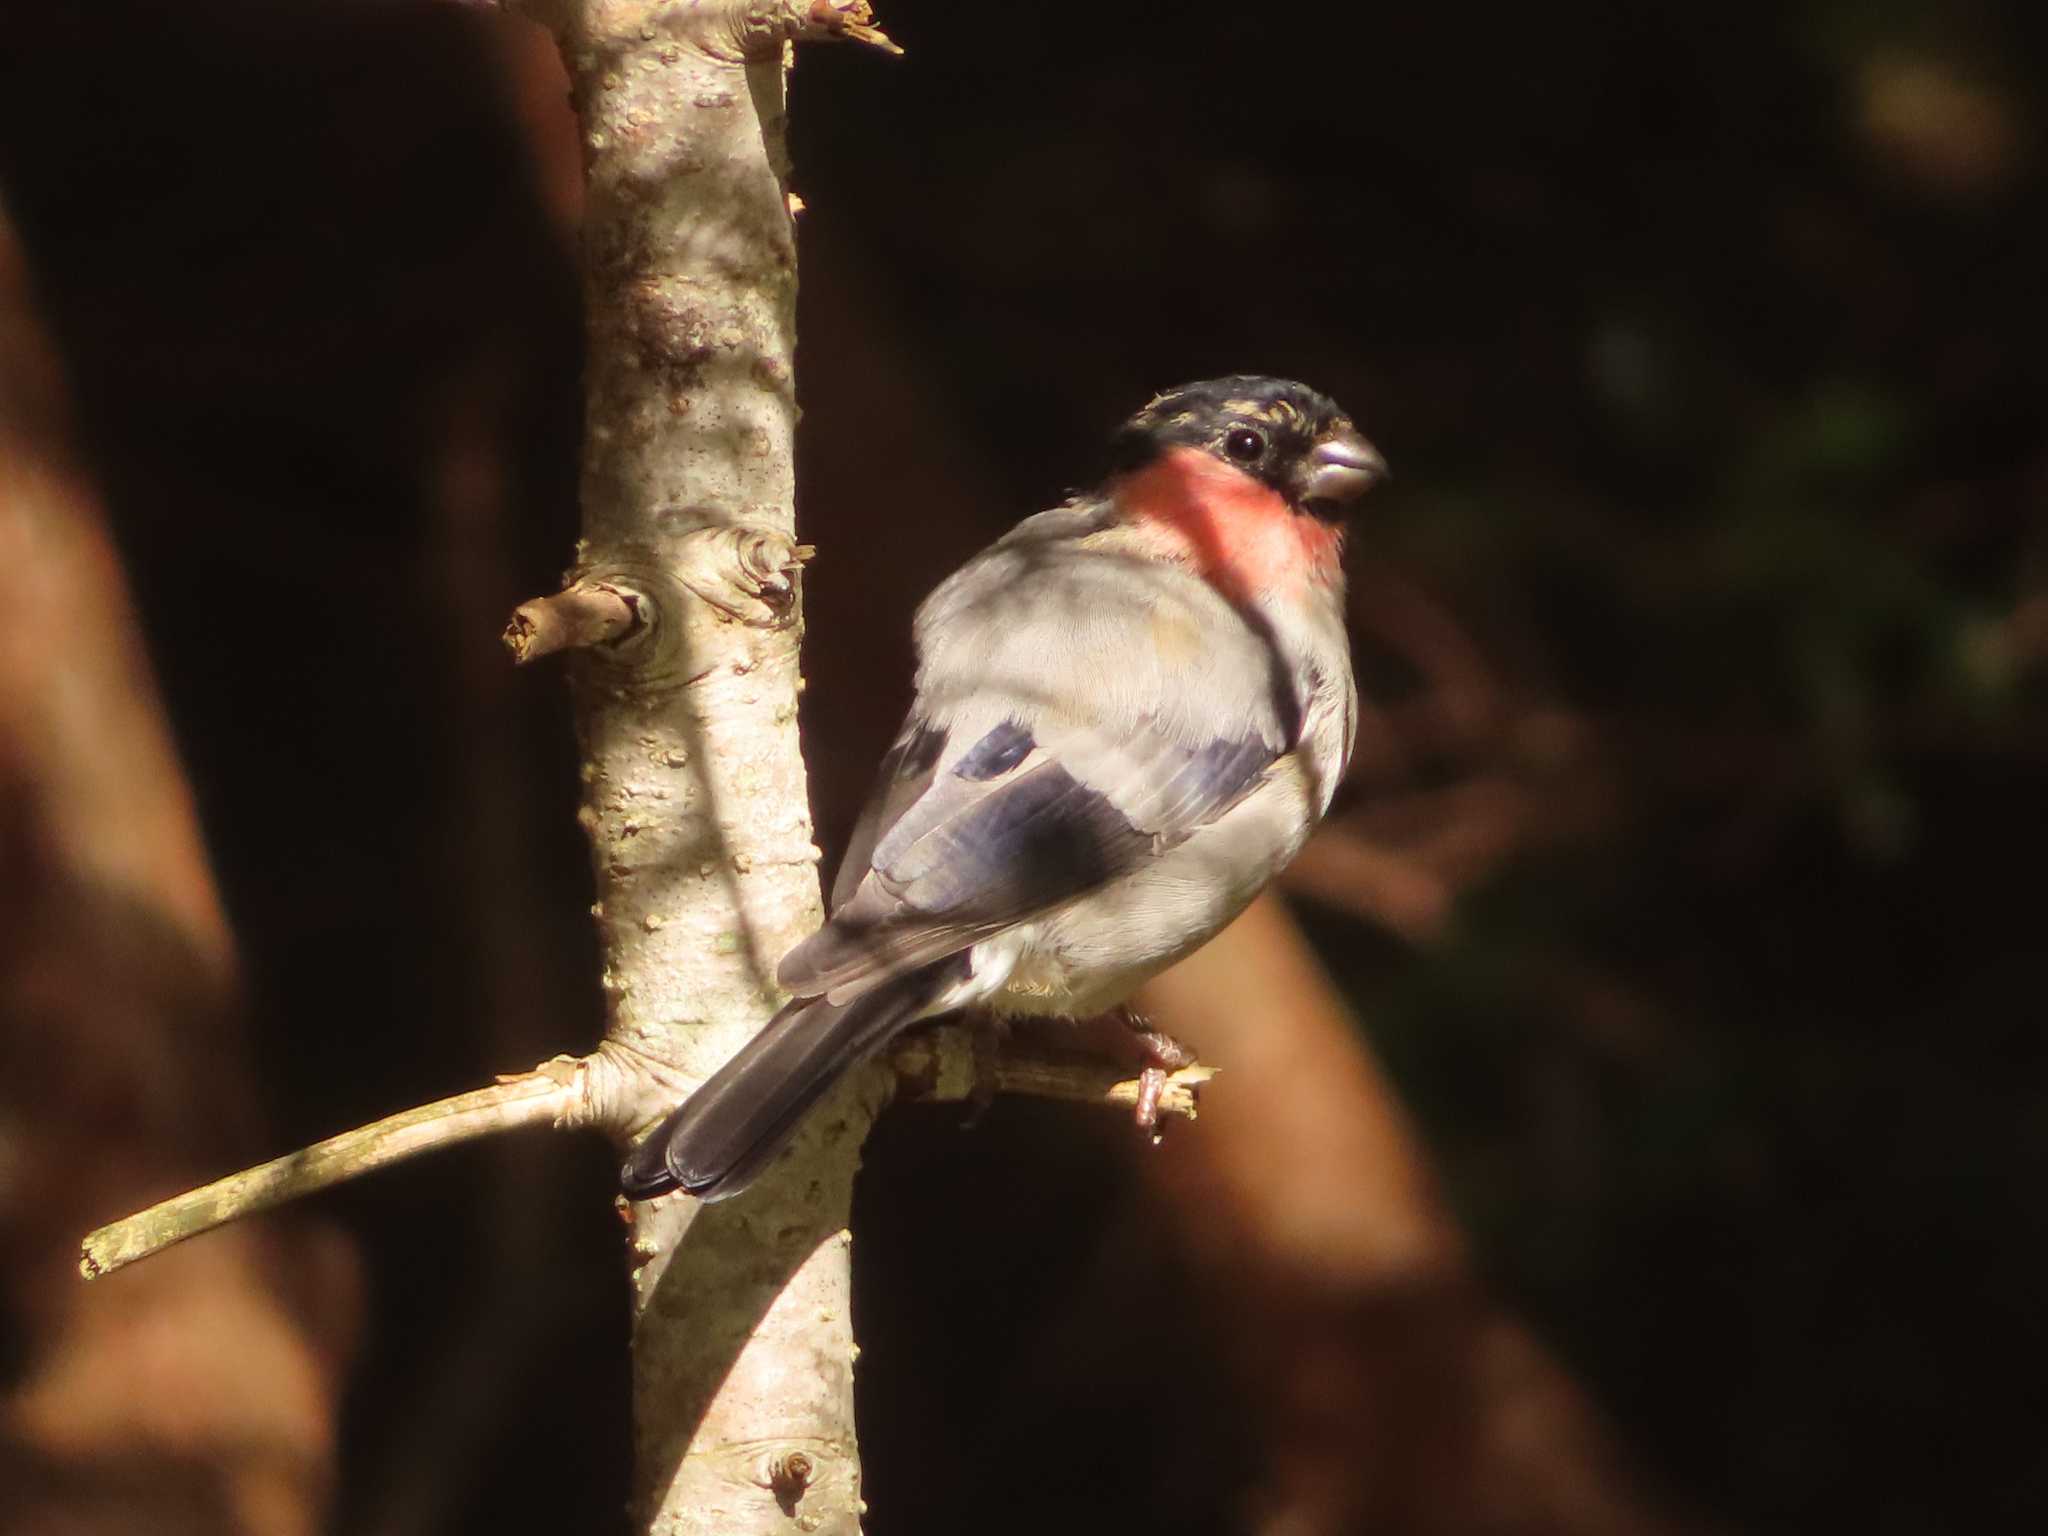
[1120, 1010, 1197, 1143]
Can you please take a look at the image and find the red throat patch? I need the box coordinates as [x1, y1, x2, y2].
[1112, 446, 1344, 604]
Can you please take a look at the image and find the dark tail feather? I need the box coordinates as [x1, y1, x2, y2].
[620, 964, 954, 1203]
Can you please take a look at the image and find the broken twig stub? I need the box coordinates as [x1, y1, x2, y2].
[503, 579, 642, 663]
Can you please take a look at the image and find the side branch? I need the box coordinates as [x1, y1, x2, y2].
[892, 1030, 1215, 1120]
[800, 0, 903, 55]
[77, 1042, 1205, 1280]
[80, 1056, 595, 1279]
[503, 580, 641, 664]
[672, 523, 815, 628]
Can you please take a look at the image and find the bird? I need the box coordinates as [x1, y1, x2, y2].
[621, 375, 1384, 1201]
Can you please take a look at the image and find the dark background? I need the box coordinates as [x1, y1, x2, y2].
[3, 1, 2045, 1532]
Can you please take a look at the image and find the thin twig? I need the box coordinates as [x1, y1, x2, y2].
[801, 0, 903, 54]
[892, 1030, 1214, 1120]
[78, 1042, 1205, 1280]
[80, 1057, 593, 1279]
[1005, 1056, 1213, 1115]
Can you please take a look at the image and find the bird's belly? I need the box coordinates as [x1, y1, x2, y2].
[979, 762, 1314, 1020]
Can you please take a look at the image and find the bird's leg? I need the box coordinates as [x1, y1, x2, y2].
[1118, 1008, 1198, 1142]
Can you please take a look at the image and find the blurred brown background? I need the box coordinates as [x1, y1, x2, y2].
[2, 2, 2044, 1533]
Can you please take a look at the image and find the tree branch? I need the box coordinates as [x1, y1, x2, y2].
[800, 0, 902, 56]
[79, 1039, 1206, 1282]
[509, 6, 907, 1529]
[891, 1031, 1215, 1119]
[502, 579, 642, 663]
[79, 1058, 598, 1279]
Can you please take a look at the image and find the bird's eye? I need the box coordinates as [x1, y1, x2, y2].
[1224, 427, 1266, 462]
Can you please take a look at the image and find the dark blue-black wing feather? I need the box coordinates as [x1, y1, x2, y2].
[781, 716, 1278, 1000]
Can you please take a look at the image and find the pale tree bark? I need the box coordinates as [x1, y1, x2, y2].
[515, 6, 876, 1528]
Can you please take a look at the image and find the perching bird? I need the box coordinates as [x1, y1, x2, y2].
[621, 375, 1383, 1201]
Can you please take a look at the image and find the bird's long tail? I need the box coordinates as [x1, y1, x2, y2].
[619, 962, 959, 1203]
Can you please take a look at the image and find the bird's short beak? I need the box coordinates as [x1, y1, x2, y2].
[1297, 427, 1388, 513]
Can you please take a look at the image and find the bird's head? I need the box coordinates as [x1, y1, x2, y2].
[1111, 376, 1386, 520]
[1106, 375, 1385, 600]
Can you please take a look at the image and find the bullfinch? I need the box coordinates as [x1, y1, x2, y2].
[622, 375, 1384, 1201]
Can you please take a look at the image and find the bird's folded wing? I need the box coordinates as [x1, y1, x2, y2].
[779, 713, 1280, 1002]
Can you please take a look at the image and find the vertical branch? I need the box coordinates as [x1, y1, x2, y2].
[519, 3, 895, 1532]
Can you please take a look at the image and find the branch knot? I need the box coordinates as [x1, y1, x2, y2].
[675, 522, 813, 628]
